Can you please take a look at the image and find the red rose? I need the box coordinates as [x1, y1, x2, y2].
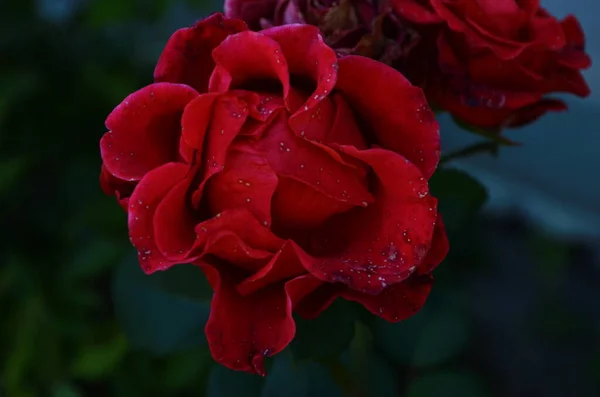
[225, 0, 419, 64]
[392, 0, 591, 130]
[100, 13, 448, 375]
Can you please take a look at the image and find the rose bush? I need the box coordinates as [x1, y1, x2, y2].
[392, 0, 591, 129]
[100, 13, 448, 375]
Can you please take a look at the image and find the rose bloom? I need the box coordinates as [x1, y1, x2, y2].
[225, 0, 420, 64]
[100, 13, 448, 374]
[391, 0, 591, 129]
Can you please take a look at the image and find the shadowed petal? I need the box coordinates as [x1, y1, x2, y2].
[154, 13, 247, 93]
[307, 147, 439, 294]
[201, 264, 320, 375]
[336, 56, 440, 179]
[416, 214, 449, 275]
[127, 162, 189, 273]
[262, 25, 339, 123]
[341, 274, 434, 322]
[208, 30, 290, 98]
[100, 83, 198, 181]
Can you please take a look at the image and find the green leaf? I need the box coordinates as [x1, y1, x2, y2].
[149, 263, 213, 302]
[406, 371, 487, 397]
[0, 157, 30, 196]
[290, 299, 356, 362]
[362, 352, 398, 397]
[261, 350, 343, 397]
[162, 347, 213, 391]
[428, 168, 488, 233]
[112, 255, 211, 356]
[374, 296, 469, 368]
[70, 332, 128, 380]
[51, 383, 82, 397]
[261, 351, 308, 397]
[206, 365, 264, 397]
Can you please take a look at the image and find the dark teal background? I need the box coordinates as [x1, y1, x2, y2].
[1, 0, 598, 396]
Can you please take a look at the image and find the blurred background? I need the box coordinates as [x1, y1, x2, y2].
[0, 0, 598, 396]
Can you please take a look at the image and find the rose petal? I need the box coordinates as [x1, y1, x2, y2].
[197, 208, 284, 257]
[391, 0, 444, 24]
[506, 98, 568, 128]
[341, 274, 434, 322]
[237, 241, 306, 296]
[294, 274, 435, 323]
[153, 173, 199, 259]
[100, 164, 135, 210]
[416, 214, 449, 275]
[261, 25, 339, 123]
[270, 176, 355, 234]
[336, 56, 440, 179]
[100, 83, 198, 181]
[252, 112, 374, 207]
[201, 261, 295, 375]
[206, 142, 279, 226]
[324, 94, 369, 149]
[307, 147, 439, 294]
[181, 94, 250, 206]
[208, 31, 290, 98]
[154, 13, 248, 93]
[201, 262, 319, 375]
[127, 162, 189, 273]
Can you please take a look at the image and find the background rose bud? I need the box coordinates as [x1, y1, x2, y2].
[391, 0, 591, 130]
[100, 13, 448, 375]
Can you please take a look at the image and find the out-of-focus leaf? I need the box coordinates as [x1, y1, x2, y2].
[112, 255, 210, 355]
[149, 263, 213, 302]
[261, 350, 343, 397]
[290, 299, 356, 362]
[206, 364, 264, 397]
[0, 72, 39, 126]
[261, 350, 308, 397]
[406, 371, 487, 397]
[162, 346, 213, 391]
[70, 331, 128, 380]
[529, 231, 569, 286]
[2, 297, 41, 395]
[0, 157, 30, 196]
[64, 239, 125, 281]
[429, 168, 488, 233]
[304, 363, 343, 397]
[374, 292, 469, 368]
[85, 0, 136, 28]
[362, 352, 398, 397]
[51, 383, 82, 397]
